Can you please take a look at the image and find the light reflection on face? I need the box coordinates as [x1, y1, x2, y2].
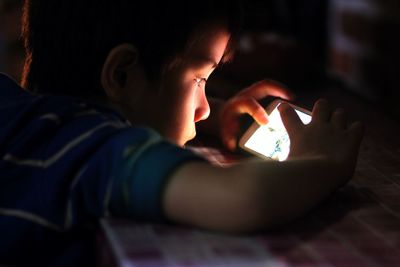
[154, 25, 231, 146]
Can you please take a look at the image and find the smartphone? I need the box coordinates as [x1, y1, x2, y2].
[238, 98, 312, 161]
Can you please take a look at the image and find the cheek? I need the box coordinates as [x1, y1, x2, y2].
[161, 80, 195, 122]
[170, 78, 196, 109]
[160, 69, 198, 123]
[175, 87, 197, 122]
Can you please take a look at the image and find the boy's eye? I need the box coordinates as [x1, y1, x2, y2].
[195, 78, 207, 88]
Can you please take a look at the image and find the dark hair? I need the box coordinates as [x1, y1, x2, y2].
[21, 0, 243, 98]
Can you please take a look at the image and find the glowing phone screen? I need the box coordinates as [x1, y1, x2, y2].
[243, 103, 311, 161]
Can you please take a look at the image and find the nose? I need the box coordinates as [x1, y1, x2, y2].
[194, 90, 210, 122]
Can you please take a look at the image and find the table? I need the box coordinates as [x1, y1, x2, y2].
[97, 85, 400, 267]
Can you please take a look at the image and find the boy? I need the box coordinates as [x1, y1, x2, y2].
[0, 0, 364, 266]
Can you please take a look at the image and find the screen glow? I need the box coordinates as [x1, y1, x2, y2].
[244, 104, 311, 161]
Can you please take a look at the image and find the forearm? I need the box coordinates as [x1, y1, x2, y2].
[163, 157, 346, 233]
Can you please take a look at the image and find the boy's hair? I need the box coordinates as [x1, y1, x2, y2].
[21, 0, 243, 98]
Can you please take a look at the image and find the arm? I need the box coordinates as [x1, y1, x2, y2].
[163, 157, 345, 233]
[163, 99, 364, 233]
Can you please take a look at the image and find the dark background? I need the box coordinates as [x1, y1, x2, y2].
[1, 0, 399, 121]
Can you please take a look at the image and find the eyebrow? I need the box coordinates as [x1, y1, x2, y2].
[194, 55, 219, 69]
[207, 58, 219, 69]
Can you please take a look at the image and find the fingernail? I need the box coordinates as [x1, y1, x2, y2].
[228, 139, 236, 151]
[260, 113, 269, 124]
[278, 103, 288, 111]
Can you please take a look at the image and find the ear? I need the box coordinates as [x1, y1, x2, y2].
[101, 43, 139, 102]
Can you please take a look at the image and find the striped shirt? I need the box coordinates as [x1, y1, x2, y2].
[0, 73, 205, 266]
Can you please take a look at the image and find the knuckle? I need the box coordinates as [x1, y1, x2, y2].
[334, 108, 346, 115]
[316, 99, 329, 107]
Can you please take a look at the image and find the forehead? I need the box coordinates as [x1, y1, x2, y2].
[184, 24, 231, 67]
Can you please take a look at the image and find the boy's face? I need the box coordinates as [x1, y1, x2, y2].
[150, 25, 231, 146]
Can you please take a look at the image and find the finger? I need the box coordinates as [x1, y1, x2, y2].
[221, 119, 239, 151]
[223, 136, 237, 151]
[278, 103, 303, 137]
[230, 97, 269, 125]
[331, 108, 347, 130]
[238, 79, 295, 101]
[348, 121, 364, 148]
[311, 99, 331, 123]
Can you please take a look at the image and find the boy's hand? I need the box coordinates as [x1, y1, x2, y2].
[279, 99, 364, 184]
[220, 79, 294, 151]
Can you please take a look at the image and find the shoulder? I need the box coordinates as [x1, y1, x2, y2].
[0, 72, 28, 98]
[0, 77, 135, 170]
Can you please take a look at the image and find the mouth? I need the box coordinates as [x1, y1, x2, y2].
[187, 127, 197, 142]
[189, 128, 196, 141]
[179, 128, 197, 147]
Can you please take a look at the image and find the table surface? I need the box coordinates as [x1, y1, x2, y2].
[97, 85, 400, 267]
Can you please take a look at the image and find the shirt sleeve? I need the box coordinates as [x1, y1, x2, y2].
[101, 127, 207, 222]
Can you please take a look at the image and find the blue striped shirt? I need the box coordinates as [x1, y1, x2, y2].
[0, 73, 205, 266]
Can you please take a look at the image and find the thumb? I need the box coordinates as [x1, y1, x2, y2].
[349, 121, 364, 149]
[278, 103, 303, 138]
